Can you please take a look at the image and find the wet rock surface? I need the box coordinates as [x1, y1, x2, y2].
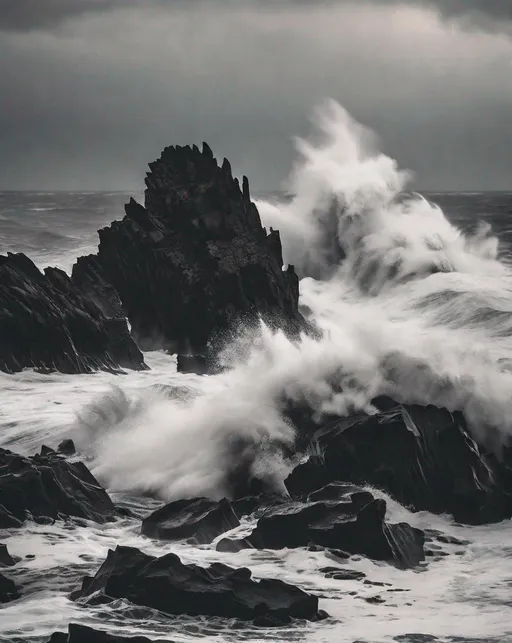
[0, 571, 19, 604]
[219, 485, 425, 569]
[0, 447, 116, 525]
[0, 253, 145, 374]
[296, 402, 510, 525]
[71, 545, 321, 622]
[0, 543, 17, 567]
[141, 497, 240, 544]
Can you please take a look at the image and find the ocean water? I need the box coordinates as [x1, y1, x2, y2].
[1, 100, 512, 642]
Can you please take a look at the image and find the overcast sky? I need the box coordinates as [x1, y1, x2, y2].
[0, 0, 511, 191]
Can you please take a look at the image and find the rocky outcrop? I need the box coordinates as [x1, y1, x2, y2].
[57, 439, 76, 456]
[222, 486, 425, 569]
[0, 253, 145, 374]
[296, 402, 510, 525]
[2, 144, 306, 374]
[0, 447, 117, 525]
[71, 255, 125, 320]
[47, 624, 171, 643]
[0, 543, 18, 604]
[71, 545, 321, 623]
[0, 544, 17, 567]
[141, 497, 240, 544]
[75, 144, 305, 358]
[0, 571, 19, 604]
[0, 505, 22, 528]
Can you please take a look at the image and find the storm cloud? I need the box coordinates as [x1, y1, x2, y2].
[0, 0, 511, 191]
[0, 0, 511, 32]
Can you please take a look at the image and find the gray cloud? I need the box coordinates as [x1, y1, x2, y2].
[0, 0, 125, 30]
[0, 0, 511, 32]
[424, 0, 512, 21]
[0, 1, 511, 192]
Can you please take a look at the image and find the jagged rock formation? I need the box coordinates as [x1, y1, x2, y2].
[75, 143, 305, 357]
[0, 543, 18, 604]
[0, 544, 17, 567]
[71, 255, 125, 320]
[0, 253, 145, 374]
[71, 545, 321, 623]
[217, 484, 425, 569]
[0, 447, 117, 525]
[0, 571, 19, 604]
[295, 401, 510, 525]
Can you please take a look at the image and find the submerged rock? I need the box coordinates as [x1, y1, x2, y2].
[0, 447, 116, 525]
[76, 144, 306, 357]
[141, 497, 240, 544]
[46, 624, 171, 642]
[0, 253, 145, 374]
[71, 545, 321, 622]
[298, 403, 510, 525]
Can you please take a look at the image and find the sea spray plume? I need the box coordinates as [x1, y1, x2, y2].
[74, 323, 384, 501]
[299, 273, 512, 445]
[75, 100, 512, 501]
[256, 98, 410, 279]
[75, 291, 512, 500]
[258, 99, 504, 294]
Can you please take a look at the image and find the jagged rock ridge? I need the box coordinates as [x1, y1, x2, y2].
[0, 253, 145, 374]
[75, 143, 305, 355]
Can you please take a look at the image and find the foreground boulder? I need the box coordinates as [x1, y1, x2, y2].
[47, 624, 170, 643]
[141, 497, 240, 544]
[296, 402, 510, 525]
[0, 253, 145, 374]
[0, 447, 116, 525]
[75, 144, 305, 357]
[71, 545, 321, 622]
[221, 486, 425, 569]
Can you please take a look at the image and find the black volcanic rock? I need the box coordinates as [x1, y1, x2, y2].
[219, 486, 425, 569]
[71, 255, 125, 320]
[245, 491, 425, 569]
[0, 447, 116, 525]
[141, 497, 240, 544]
[46, 624, 171, 643]
[76, 144, 305, 356]
[176, 352, 216, 375]
[0, 253, 145, 374]
[0, 504, 22, 528]
[71, 545, 321, 622]
[0, 572, 19, 603]
[0, 544, 17, 567]
[231, 494, 288, 519]
[285, 456, 338, 499]
[58, 439, 76, 456]
[302, 403, 509, 525]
